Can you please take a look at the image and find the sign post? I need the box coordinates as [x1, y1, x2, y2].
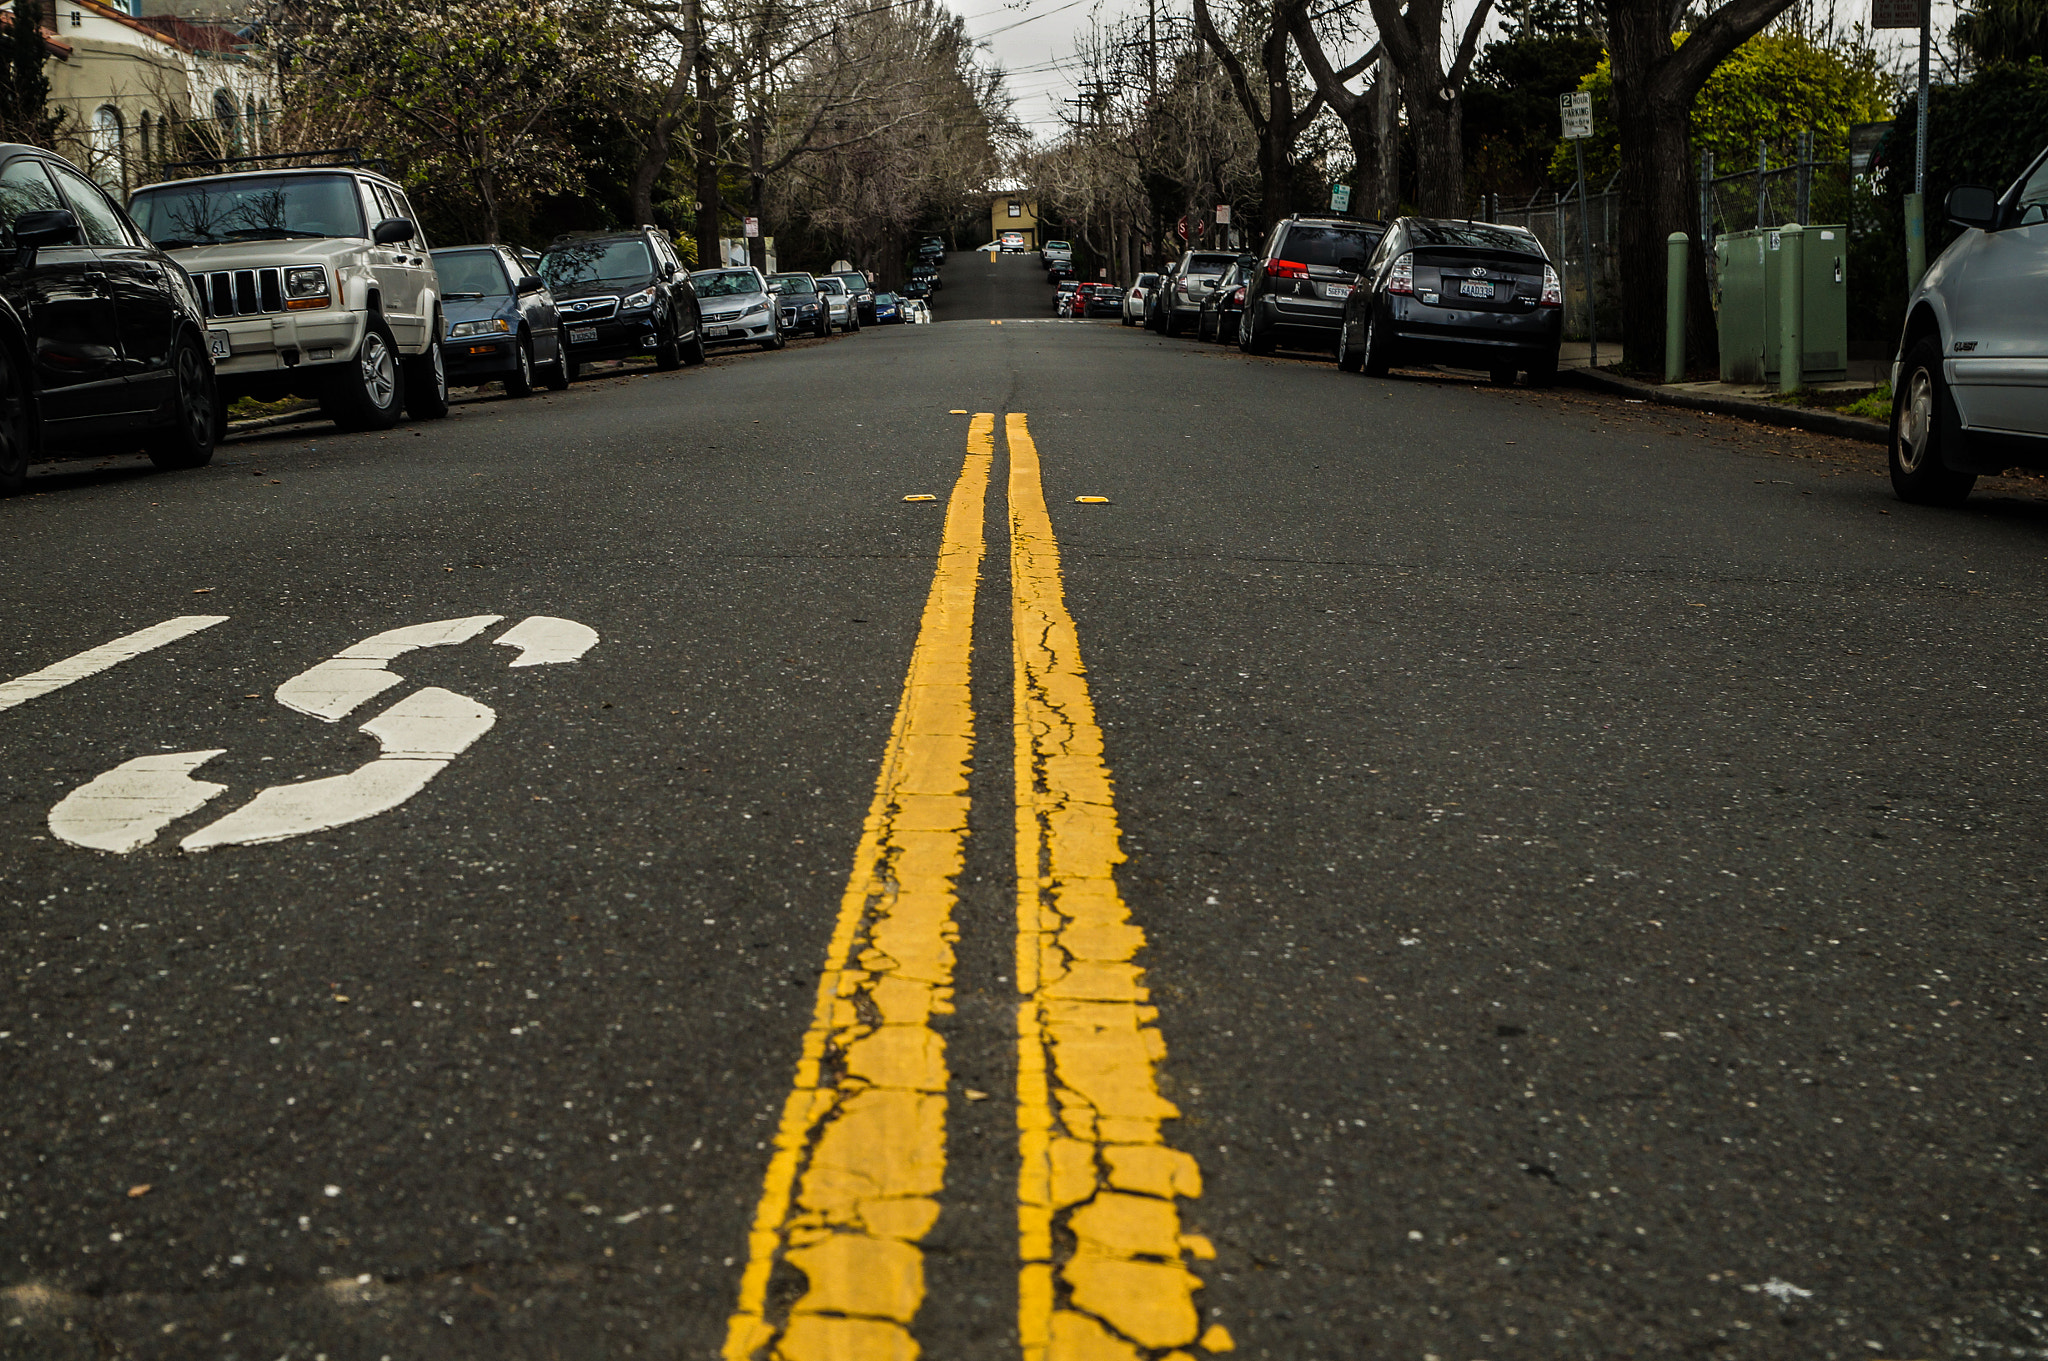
[1872, 0, 1927, 286]
[1560, 91, 1598, 369]
[1329, 184, 1351, 214]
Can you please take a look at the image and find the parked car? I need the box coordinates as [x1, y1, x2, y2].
[1123, 272, 1160, 326]
[903, 299, 932, 323]
[130, 161, 449, 431]
[916, 235, 946, 262]
[828, 270, 876, 324]
[899, 277, 933, 302]
[815, 275, 860, 332]
[691, 265, 784, 351]
[1054, 279, 1079, 316]
[1157, 250, 1238, 337]
[433, 244, 567, 397]
[1000, 231, 1027, 252]
[1237, 215, 1388, 355]
[1336, 217, 1560, 384]
[768, 271, 830, 338]
[873, 292, 903, 324]
[1198, 260, 1255, 342]
[1042, 239, 1074, 265]
[1888, 144, 2048, 506]
[539, 226, 703, 379]
[1076, 282, 1122, 318]
[0, 143, 219, 493]
[910, 262, 942, 292]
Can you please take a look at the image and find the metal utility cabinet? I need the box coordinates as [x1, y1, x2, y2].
[1715, 225, 1848, 385]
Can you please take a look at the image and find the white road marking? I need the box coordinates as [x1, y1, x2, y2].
[181, 687, 495, 851]
[494, 616, 599, 667]
[0, 616, 228, 714]
[275, 615, 503, 721]
[48, 751, 228, 853]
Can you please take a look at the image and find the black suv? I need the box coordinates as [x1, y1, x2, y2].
[538, 226, 703, 379]
[1237, 216, 1386, 355]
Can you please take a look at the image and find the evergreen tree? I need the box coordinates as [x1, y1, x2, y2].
[0, 0, 59, 149]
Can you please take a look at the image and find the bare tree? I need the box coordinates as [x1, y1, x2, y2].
[1193, 0, 1327, 231]
[1352, 0, 1493, 214]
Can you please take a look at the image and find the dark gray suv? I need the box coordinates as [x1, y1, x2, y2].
[1237, 216, 1386, 355]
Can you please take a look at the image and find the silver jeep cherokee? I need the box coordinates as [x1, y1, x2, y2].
[129, 164, 449, 431]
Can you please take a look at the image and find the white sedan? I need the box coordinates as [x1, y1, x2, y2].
[1123, 272, 1160, 326]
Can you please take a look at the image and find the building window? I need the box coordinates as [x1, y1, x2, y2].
[1008, 200, 1021, 218]
[213, 90, 239, 155]
[90, 105, 124, 193]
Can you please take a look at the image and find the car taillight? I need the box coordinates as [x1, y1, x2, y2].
[1231, 287, 1245, 303]
[1176, 279, 1190, 294]
[1264, 258, 1309, 281]
[1386, 253, 1414, 295]
[1539, 264, 1562, 306]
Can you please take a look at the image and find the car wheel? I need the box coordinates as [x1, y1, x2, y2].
[403, 317, 450, 420]
[761, 323, 784, 352]
[1163, 306, 1181, 337]
[1121, 313, 1134, 327]
[816, 314, 830, 338]
[324, 318, 406, 431]
[146, 332, 218, 470]
[1335, 316, 1363, 373]
[654, 319, 683, 371]
[0, 340, 28, 497]
[562, 356, 581, 384]
[1360, 307, 1392, 377]
[506, 337, 536, 397]
[1488, 365, 1517, 385]
[682, 327, 707, 367]
[851, 312, 862, 333]
[1891, 336, 1978, 506]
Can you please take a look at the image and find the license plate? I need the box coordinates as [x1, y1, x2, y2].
[1325, 284, 1352, 299]
[570, 326, 598, 344]
[1458, 279, 1495, 299]
[706, 326, 730, 338]
[207, 330, 230, 359]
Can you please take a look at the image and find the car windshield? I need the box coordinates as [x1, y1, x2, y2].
[130, 172, 366, 248]
[817, 278, 847, 295]
[831, 273, 867, 291]
[540, 238, 653, 289]
[1403, 221, 1537, 254]
[433, 250, 510, 298]
[1277, 225, 1382, 268]
[693, 269, 761, 297]
[768, 275, 816, 295]
[1184, 255, 1234, 276]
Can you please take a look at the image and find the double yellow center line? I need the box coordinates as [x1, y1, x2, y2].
[723, 415, 1232, 1360]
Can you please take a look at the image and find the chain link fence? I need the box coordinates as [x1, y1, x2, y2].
[1481, 176, 1622, 345]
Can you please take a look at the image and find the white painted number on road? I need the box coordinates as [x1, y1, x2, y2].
[47, 615, 598, 854]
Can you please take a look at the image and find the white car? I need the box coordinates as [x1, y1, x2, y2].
[1000, 231, 1027, 253]
[1041, 239, 1073, 265]
[814, 275, 860, 333]
[1890, 142, 2048, 505]
[1123, 272, 1160, 326]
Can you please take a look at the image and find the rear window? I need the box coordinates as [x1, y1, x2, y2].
[1184, 254, 1234, 276]
[1404, 221, 1543, 254]
[1275, 224, 1381, 268]
[1135, 273, 1158, 287]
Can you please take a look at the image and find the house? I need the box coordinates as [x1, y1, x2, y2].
[990, 183, 1040, 250]
[6, 0, 275, 197]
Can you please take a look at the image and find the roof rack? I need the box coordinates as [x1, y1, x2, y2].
[159, 147, 394, 176]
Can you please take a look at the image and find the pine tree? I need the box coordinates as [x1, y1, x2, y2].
[0, 0, 60, 148]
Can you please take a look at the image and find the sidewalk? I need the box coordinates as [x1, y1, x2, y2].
[1555, 340, 1889, 446]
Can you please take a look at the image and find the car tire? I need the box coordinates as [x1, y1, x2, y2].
[1240, 312, 1276, 356]
[1335, 316, 1363, 373]
[146, 332, 218, 470]
[0, 341, 28, 497]
[506, 337, 536, 397]
[850, 312, 862, 333]
[1891, 336, 1978, 506]
[654, 320, 683, 371]
[815, 314, 830, 339]
[1360, 307, 1393, 377]
[1163, 307, 1181, 338]
[682, 327, 707, 367]
[1122, 314, 1134, 327]
[404, 322, 449, 420]
[562, 356, 581, 384]
[1488, 365, 1517, 385]
[325, 318, 406, 431]
[761, 323, 784, 352]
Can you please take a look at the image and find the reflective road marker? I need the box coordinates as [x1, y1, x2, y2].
[724, 415, 993, 1361]
[0, 615, 227, 714]
[1008, 413, 1219, 1360]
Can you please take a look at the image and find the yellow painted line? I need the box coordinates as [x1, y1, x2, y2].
[1008, 413, 1226, 1360]
[723, 414, 993, 1361]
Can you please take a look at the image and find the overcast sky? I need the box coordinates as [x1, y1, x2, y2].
[948, 0, 1966, 148]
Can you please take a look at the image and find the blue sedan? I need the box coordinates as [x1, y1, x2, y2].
[874, 292, 903, 324]
[433, 246, 569, 396]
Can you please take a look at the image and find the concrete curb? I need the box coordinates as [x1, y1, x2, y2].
[1566, 365, 1888, 446]
[224, 406, 323, 438]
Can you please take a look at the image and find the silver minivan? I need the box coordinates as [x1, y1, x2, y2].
[1890, 143, 2048, 504]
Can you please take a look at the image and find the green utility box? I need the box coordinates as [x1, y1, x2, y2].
[1715, 225, 1848, 384]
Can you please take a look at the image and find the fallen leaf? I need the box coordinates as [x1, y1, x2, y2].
[192, 587, 215, 594]
[127, 1184, 151, 1198]
[964, 1089, 988, 1101]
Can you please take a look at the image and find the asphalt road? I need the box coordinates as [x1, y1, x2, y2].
[3, 254, 2045, 1361]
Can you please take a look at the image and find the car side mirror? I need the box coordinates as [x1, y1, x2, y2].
[373, 217, 415, 246]
[516, 274, 544, 294]
[13, 208, 77, 266]
[663, 261, 678, 277]
[1946, 184, 2001, 230]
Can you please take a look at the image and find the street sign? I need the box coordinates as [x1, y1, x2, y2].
[1560, 91, 1593, 140]
[744, 217, 760, 238]
[1330, 184, 1351, 213]
[1215, 204, 1231, 224]
[1871, 0, 1917, 26]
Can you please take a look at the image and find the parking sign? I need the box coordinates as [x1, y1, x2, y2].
[1560, 91, 1593, 140]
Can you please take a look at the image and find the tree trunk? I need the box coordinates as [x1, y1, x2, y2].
[629, 123, 671, 228]
[748, 112, 767, 275]
[1406, 88, 1464, 217]
[693, 63, 721, 268]
[1375, 60, 1401, 218]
